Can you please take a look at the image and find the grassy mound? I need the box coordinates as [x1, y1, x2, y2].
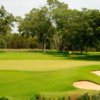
[0, 50, 99, 99]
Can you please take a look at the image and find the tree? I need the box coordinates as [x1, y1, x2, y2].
[19, 7, 55, 52]
[47, 0, 70, 51]
[0, 5, 15, 35]
[0, 37, 7, 48]
[75, 9, 100, 53]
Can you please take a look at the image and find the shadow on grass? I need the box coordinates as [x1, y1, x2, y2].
[45, 51, 69, 57]
[68, 54, 100, 61]
[44, 51, 100, 61]
[30, 50, 69, 58]
[31, 50, 100, 61]
[0, 49, 99, 61]
[41, 51, 100, 61]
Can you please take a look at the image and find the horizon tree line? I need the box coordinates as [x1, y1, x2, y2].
[0, 0, 100, 53]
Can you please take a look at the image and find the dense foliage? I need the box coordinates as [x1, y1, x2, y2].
[34, 93, 100, 100]
[0, 0, 100, 53]
[1, 93, 100, 100]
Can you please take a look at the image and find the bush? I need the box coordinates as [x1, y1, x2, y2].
[0, 97, 8, 100]
[33, 93, 100, 100]
[0, 38, 7, 49]
[76, 93, 90, 100]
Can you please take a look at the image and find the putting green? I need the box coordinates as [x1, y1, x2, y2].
[0, 60, 99, 71]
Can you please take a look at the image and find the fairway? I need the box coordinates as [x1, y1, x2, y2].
[0, 51, 100, 99]
[0, 60, 99, 71]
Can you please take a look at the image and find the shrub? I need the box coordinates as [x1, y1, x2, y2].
[0, 97, 8, 100]
[0, 38, 7, 49]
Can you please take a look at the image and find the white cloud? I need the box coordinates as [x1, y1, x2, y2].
[0, 0, 100, 17]
[0, 0, 46, 17]
[61, 0, 100, 10]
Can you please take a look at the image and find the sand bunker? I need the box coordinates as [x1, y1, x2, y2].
[92, 71, 100, 76]
[73, 81, 100, 90]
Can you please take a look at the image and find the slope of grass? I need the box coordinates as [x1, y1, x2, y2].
[0, 60, 99, 71]
[0, 51, 68, 60]
[0, 65, 100, 97]
[0, 50, 99, 61]
[0, 50, 99, 99]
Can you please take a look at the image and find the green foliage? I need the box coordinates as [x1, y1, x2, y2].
[77, 93, 90, 100]
[0, 5, 15, 35]
[0, 97, 8, 100]
[19, 7, 55, 52]
[0, 0, 100, 52]
[0, 38, 7, 48]
[30, 93, 100, 100]
[76, 93, 100, 100]
[0, 34, 39, 49]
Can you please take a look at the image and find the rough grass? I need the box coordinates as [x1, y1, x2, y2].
[0, 50, 99, 99]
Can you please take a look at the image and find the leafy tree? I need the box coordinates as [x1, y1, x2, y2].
[75, 9, 100, 53]
[0, 1, 99, 51]
[0, 5, 15, 35]
[0, 37, 7, 48]
[47, 0, 70, 51]
[19, 7, 55, 52]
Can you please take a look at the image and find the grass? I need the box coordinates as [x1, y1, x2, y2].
[0, 50, 68, 60]
[0, 65, 100, 99]
[0, 60, 99, 71]
[0, 50, 99, 99]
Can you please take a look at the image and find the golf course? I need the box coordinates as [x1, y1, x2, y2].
[0, 50, 100, 99]
[0, 0, 100, 99]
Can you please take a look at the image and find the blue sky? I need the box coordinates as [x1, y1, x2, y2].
[0, 0, 100, 17]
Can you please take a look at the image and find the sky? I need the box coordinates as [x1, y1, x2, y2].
[0, 0, 100, 17]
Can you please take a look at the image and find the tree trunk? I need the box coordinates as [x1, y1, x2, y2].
[80, 46, 83, 54]
[81, 50, 83, 54]
[43, 43, 46, 53]
[42, 38, 46, 53]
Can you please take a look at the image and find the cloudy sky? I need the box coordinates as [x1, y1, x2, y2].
[0, 0, 99, 32]
[0, 0, 100, 17]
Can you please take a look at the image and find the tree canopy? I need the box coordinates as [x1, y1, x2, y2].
[0, 0, 100, 52]
[0, 5, 15, 35]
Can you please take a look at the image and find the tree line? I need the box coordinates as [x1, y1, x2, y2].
[0, 0, 100, 53]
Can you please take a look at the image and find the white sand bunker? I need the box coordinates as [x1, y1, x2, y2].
[92, 71, 100, 76]
[73, 81, 100, 90]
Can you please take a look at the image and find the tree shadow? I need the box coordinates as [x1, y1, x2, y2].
[45, 50, 69, 58]
[27, 50, 100, 61]
[68, 54, 100, 61]
[44, 51, 100, 61]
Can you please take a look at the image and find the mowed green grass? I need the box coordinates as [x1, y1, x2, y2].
[0, 51, 67, 60]
[0, 51, 100, 99]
